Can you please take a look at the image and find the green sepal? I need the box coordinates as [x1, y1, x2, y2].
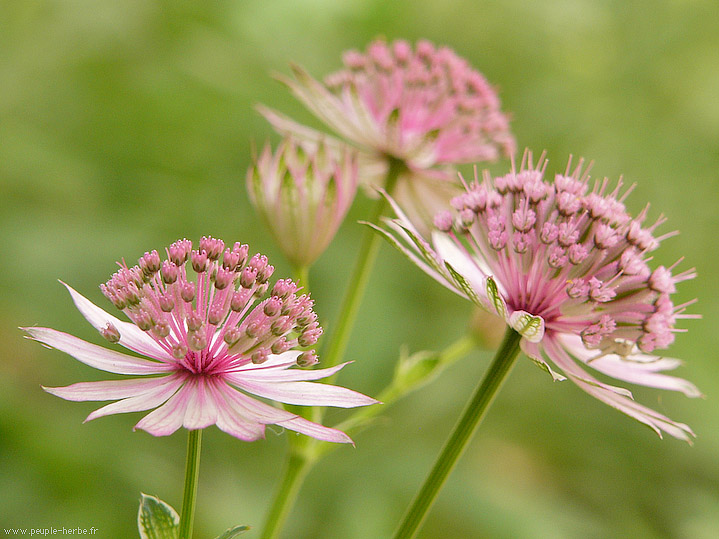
[137, 493, 179, 539]
[527, 355, 566, 382]
[486, 277, 507, 319]
[398, 223, 445, 275]
[445, 261, 482, 306]
[214, 525, 250, 539]
[510, 311, 544, 342]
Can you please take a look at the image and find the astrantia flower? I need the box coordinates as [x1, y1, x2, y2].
[24, 237, 377, 443]
[372, 153, 700, 441]
[258, 39, 516, 230]
[267, 38, 515, 169]
[247, 136, 359, 268]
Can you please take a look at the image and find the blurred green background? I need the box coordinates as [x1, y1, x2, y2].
[2, 1, 718, 537]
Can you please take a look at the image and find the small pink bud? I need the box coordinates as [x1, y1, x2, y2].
[251, 349, 269, 364]
[191, 250, 209, 273]
[297, 350, 319, 367]
[200, 236, 225, 260]
[100, 323, 121, 343]
[188, 331, 207, 352]
[161, 261, 178, 284]
[135, 310, 153, 331]
[172, 342, 188, 359]
[180, 282, 196, 303]
[186, 312, 203, 332]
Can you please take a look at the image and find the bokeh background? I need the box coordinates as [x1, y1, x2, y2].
[2, 1, 718, 537]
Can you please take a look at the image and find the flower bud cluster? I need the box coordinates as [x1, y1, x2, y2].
[100, 237, 321, 375]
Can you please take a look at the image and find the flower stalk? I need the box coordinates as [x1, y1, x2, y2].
[392, 328, 522, 539]
[322, 156, 406, 374]
[178, 428, 203, 539]
[260, 435, 315, 539]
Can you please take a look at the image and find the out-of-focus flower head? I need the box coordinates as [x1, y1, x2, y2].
[372, 152, 700, 441]
[24, 237, 377, 442]
[258, 38, 516, 232]
[247, 136, 359, 268]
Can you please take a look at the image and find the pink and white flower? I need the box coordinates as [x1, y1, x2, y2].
[372, 152, 700, 441]
[258, 39, 516, 231]
[267, 39, 515, 170]
[24, 237, 377, 443]
[247, 136, 359, 268]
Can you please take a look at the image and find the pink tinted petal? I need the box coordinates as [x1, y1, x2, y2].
[208, 381, 266, 441]
[588, 357, 702, 397]
[61, 282, 172, 361]
[230, 378, 379, 408]
[282, 65, 371, 145]
[573, 376, 694, 441]
[43, 377, 167, 401]
[217, 381, 299, 423]
[544, 337, 633, 399]
[84, 375, 184, 421]
[236, 362, 348, 382]
[24, 327, 170, 375]
[214, 380, 353, 443]
[182, 378, 219, 430]
[277, 415, 352, 444]
[432, 231, 490, 289]
[558, 334, 701, 397]
[258, 105, 344, 149]
[133, 383, 194, 436]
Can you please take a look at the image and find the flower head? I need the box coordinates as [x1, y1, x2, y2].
[373, 152, 700, 441]
[258, 39, 515, 232]
[247, 136, 359, 268]
[24, 237, 377, 443]
[270, 39, 514, 169]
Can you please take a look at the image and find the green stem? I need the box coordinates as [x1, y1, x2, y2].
[293, 265, 310, 291]
[260, 441, 314, 539]
[321, 156, 406, 373]
[178, 429, 203, 539]
[392, 329, 522, 539]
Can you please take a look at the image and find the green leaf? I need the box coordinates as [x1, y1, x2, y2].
[214, 525, 250, 539]
[138, 493, 179, 539]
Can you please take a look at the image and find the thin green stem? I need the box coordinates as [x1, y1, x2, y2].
[178, 429, 203, 539]
[260, 440, 315, 539]
[321, 156, 406, 374]
[392, 329, 522, 539]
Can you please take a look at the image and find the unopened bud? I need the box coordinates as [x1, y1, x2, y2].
[180, 282, 196, 303]
[172, 342, 188, 359]
[135, 310, 153, 331]
[297, 350, 318, 367]
[100, 323, 121, 343]
[251, 349, 269, 364]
